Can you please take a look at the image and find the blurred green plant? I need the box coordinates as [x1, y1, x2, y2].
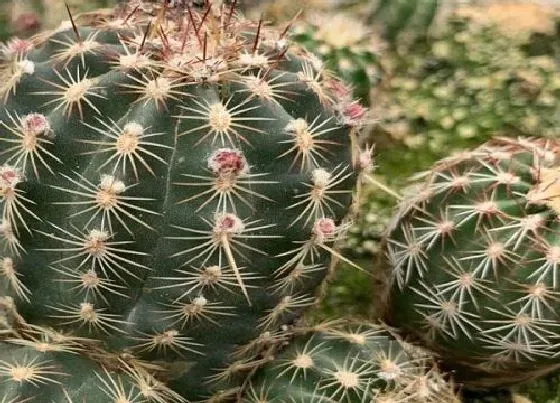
[384, 19, 559, 146]
[368, 0, 442, 44]
[290, 13, 382, 104]
[329, 0, 452, 45]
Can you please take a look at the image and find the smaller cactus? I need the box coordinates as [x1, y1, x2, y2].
[243, 321, 458, 402]
[385, 137, 560, 388]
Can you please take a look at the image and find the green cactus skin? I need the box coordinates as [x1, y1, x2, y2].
[384, 137, 560, 389]
[0, 1, 368, 400]
[242, 321, 457, 403]
[0, 325, 183, 403]
[290, 13, 380, 106]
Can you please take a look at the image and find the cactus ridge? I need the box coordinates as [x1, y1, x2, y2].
[0, 1, 369, 400]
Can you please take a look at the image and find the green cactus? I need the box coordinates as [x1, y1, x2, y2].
[324, 0, 446, 45]
[0, 324, 183, 402]
[0, 1, 368, 400]
[384, 137, 560, 388]
[290, 13, 381, 105]
[367, 0, 443, 44]
[243, 321, 458, 402]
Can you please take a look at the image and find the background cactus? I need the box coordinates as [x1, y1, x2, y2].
[244, 320, 458, 402]
[290, 13, 382, 105]
[384, 137, 560, 388]
[0, 1, 368, 400]
[365, 0, 444, 45]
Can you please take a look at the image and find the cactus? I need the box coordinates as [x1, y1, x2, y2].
[384, 137, 560, 388]
[367, 0, 443, 44]
[0, 324, 184, 402]
[243, 320, 458, 402]
[0, 1, 368, 400]
[290, 13, 381, 105]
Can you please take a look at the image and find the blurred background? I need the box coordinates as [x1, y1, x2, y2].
[2, 0, 560, 400]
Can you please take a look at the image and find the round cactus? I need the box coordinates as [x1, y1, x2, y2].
[384, 137, 560, 388]
[0, 325, 183, 403]
[243, 321, 457, 402]
[0, 1, 368, 400]
[290, 13, 381, 106]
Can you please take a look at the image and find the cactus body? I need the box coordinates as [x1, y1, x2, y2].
[0, 325, 183, 403]
[0, 1, 366, 400]
[243, 321, 457, 402]
[385, 137, 560, 388]
[1, 343, 133, 402]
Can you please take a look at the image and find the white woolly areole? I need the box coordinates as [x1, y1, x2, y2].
[1, 257, 14, 274]
[334, 370, 360, 389]
[18, 60, 35, 75]
[99, 175, 126, 194]
[192, 296, 208, 307]
[123, 122, 144, 137]
[0, 220, 12, 237]
[312, 168, 332, 188]
[377, 360, 402, 381]
[119, 53, 150, 69]
[293, 353, 314, 369]
[285, 118, 309, 136]
[238, 52, 269, 68]
[144, 77, 171, 100]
